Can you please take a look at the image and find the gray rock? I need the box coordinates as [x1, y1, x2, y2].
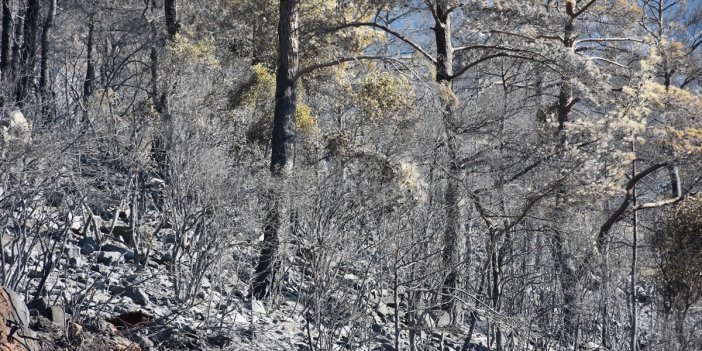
[0, 109, 30, 149]
[69, 256, 84, 268]
[98, 251, 123, 265]
[124, 287, 150, 306]
[100, 243, 135, 260]
[3, 287, 40, 351]
[91, 264, 108, 273]
[49, 305, 67, 331]
[375, 303, 391, 318]
[46, 191, 63, 207]
[424, 309, 451, 328]
[101, 221, 134, 246]
[27, 297, 49, 318]
[165, 233, 177, 244]
[79, 237, 97, 254]
[65, 245, 81, 259]
[207, 333, 231, 348]
[233, 312, 248, 325]
[6, 290, 30, 328]
[137, 334, 155, 349]
[113, 304, 130, 314]
[252, 300, 266, 314]
[3, 249, 14, 264]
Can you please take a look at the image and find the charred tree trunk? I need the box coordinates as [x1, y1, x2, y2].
[630, 141, 639, 351]
[164, 0, 179, 40]
[39, 0, 56, 107]
[10, 3, 22, 78]
[83, 22, 95, 102]
[553, 4, 581, 344]
[252, 0, 299, 300]
[1, 0, 12, 78]
[15, 0, 40, 106]
[150, 1, 180, 182]
[432, 1, 463, 323]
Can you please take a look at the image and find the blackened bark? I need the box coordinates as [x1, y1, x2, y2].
[269, 0, 298, 176]
[149, 47, 171, 182]
[433, 1, 463, 322]
[668, 165, 681, 198]
[148, 1, 179, 182]
[553, 230, 578, 342]
[15, 0, 40, 105]
[1, 0, 12, 77]
[164, 0, 179, 40]
[554, 6, 580, 343]
[252, 0, 299, 300]
[39, 0, 56, 97]
[252, 193, 282, 299]
[10, 4, 22, 77]
[83, 22, 95, 101]
[433, 4, 453, 82]
[557, 9, 576, 132]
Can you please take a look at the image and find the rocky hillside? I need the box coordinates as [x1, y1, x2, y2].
[1, 193, 498, 351]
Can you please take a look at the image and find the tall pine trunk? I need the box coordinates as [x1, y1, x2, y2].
[164, 0, 179, 40]
[39, 0, 56, 114]
[1, 0, 12, 79]
[553, 3, 580, 343]
[15, 0, 39, 106]
[432, 1, 464, 323]
[252, 0, 299, 300]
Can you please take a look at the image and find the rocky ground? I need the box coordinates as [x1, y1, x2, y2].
[0, 206, 497, 351]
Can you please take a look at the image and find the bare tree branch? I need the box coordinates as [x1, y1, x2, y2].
[451, 53, 533, 79]
[314, 22, 436, 64]
[597, 162, 668, 254]
[294, 55, 396, 82]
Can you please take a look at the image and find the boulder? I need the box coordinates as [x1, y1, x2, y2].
[136, 334, 154, 350]
[424, 309, 451, 328]
[98, 251, 123, 265]
[125, 288, 150, 306]
[251, 300, 266, 314]
[65, 245, 81, 259]
[45, 191, 63, 207]
[375, 302, 391, 319]
[48, 305, 67, 331]
[0, 109, 30, 153]
[0, 287, 39, 351]
[27, 297, 49, 318]
[101, 221, 134, 247]
[100, 243, 135, 260]
[69, 256, 84, 268]
[79, 237, 97, 254]
[106, 310, 153, 329]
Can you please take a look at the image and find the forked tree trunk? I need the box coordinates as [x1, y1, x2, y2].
[252, 0, 299, 300]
